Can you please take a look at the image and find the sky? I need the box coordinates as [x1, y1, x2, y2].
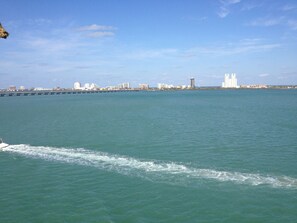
[1, 0, 297, 88]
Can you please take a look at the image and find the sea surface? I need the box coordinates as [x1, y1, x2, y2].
[0, 90, 297, 222]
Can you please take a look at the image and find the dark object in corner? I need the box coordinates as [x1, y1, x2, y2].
[0, 23, 9, 39]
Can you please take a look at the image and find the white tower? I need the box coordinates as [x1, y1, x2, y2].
[90, 83, 96, 90]
[222, 73, 239, 88]
[84, 83, 90, 90]
[74, 82, 81, 90]
[231, 73, 238, 88]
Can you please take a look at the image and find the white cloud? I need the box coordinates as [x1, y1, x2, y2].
[218, 7, 230, 18]
[182, 16, 207, 21]
[88, 31, 115, 38]
[25, 38, 74, 52]
[282, 4, 297, 11]
[249, 17, 297, 31]
[217, 0, 241, 18]
[132, 39, 280, 60]
[184, 39, 280, 56]
[288, 20, 297, 30]
[28, 18, 52, 26]
[248, 17, 284, 27]
[220, 0, 241, 4]
[259, 73, 270, 77]
[125, 48, 178, 59]
[78, 24, 117, 38]
[241, 3, 262, 11]
[79, 24, 117, 31]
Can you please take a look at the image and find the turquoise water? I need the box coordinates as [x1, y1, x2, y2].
[0, 90, 297, 222]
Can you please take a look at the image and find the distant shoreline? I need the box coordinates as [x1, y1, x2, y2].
[1, 86, 297, 97]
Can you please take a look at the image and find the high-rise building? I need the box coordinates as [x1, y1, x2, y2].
[190, 78, 195, 89]
[222, 73, 239, 88]
[119, 82, 130, 89]
[74, 82, 81, 90]
[90, 83, 97, 90]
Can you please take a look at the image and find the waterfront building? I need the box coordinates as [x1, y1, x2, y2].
[106, 85, 119, 90]
[222, 73, 239, 88]
[84, 83, 90, 89]
[190, 78, 195, 89]
[139, 84, 149, 90]
[74, 82, 97, 90]
[19, 86, 25, 91]
[34, 87, 52, 91]
[157, 83, 174, 89]
[7, 85, 16, 91]
[74, 82, 81, 90]
[240, 84, 268, 89]
[119, 82, 131, 89]
[90, 83, 97, 90]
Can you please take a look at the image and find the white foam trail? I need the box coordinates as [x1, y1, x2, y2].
[3, 144, 297, 189]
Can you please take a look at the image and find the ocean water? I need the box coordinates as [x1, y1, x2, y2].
[0, 90, 296, 222]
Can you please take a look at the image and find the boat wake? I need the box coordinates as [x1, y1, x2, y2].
[3, 144, 297, 189]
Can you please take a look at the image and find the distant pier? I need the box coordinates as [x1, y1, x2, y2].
[0, 89, 139, 97]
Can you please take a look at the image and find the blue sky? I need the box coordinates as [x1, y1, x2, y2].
[1, 0, 297, 88]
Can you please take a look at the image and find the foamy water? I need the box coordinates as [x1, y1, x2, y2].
[3, 144, 297, 189]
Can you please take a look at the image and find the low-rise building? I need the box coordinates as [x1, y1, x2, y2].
[7, 86, 17, 91]
[139, 84, 149, 90]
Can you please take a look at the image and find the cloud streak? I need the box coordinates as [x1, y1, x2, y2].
[241, 2, 262, 11]
[218, 0, 241, 18]
[78, 24, 117, 38]
[259, 73, 270, 77]
[125, 48, 178, 60]
[123, 39, 280, 60]
[248, 17, 297, 31]
[78, 24, 117, 31]
[183, 39, 280, 57]
[87, 31, 115, 38]
[288, 20, 297, 30]
[248, 17, 284, 27]
[282, 4, 297, 11]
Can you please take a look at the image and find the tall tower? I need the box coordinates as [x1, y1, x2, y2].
[190, 78, 195, 89]
[231, 73, 238, 88]
[74, 82, 81, 90]
[225, 74, 230, 88]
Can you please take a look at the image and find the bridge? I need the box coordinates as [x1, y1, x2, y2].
[0, 89, 139, 97]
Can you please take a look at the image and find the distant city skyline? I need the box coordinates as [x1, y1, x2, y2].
[3, 75, 297, 93]
[1, 77, 197, 90]
[1, 0, 297, 88]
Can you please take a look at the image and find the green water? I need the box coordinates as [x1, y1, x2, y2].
[0, 90, 297, 222]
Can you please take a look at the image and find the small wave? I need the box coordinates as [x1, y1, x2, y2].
[3, 144, 297, 189]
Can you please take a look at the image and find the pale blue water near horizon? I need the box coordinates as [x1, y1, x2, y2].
[0, 90, 297, 222]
